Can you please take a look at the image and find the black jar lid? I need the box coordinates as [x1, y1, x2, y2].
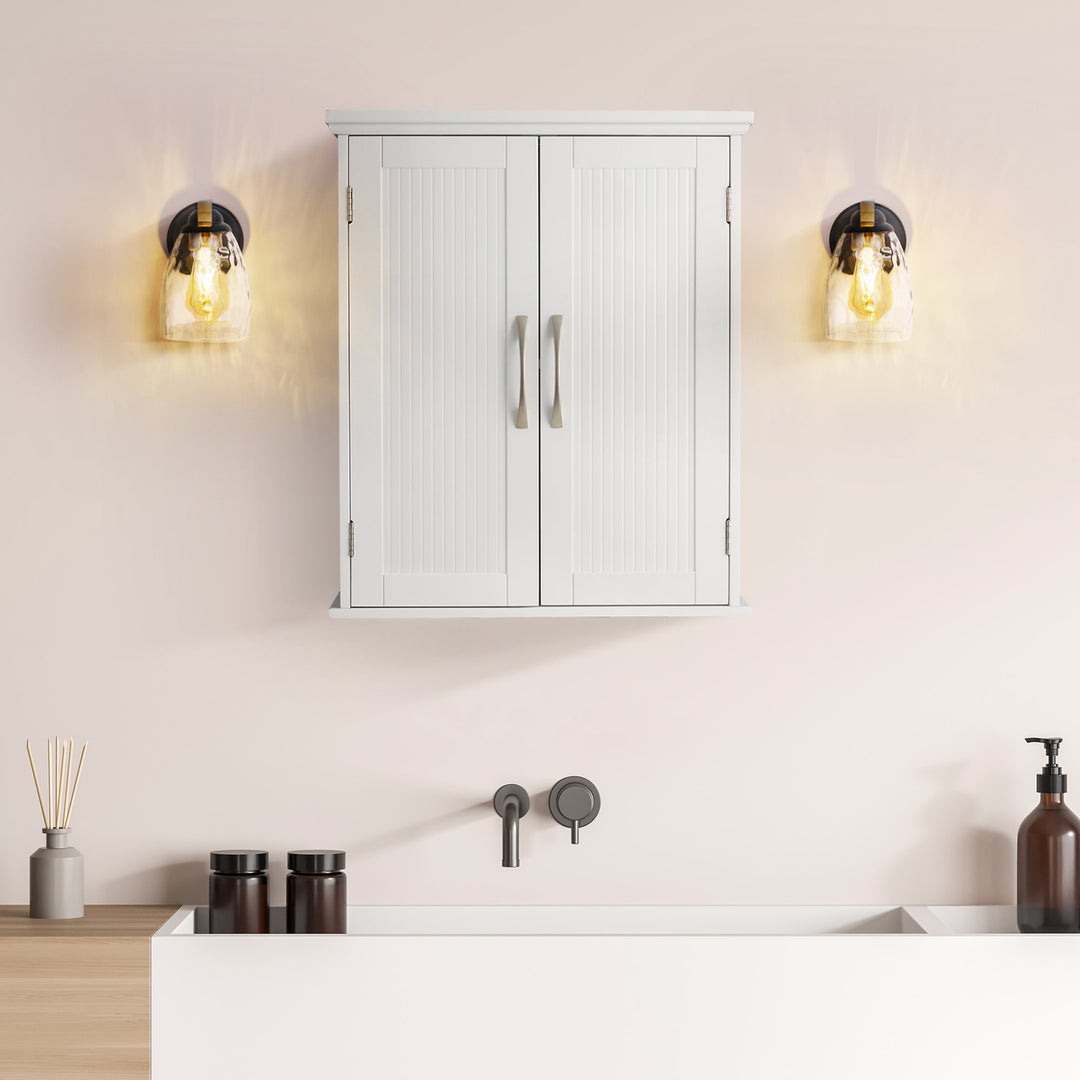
[210, 849, 268, 874]
[287, 849, 346, 874]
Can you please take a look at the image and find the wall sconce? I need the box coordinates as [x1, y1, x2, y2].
[824, 201, 912, 343]
[160, 202, 251, 342]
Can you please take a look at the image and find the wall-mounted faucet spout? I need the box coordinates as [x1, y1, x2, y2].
[493, 785, 531, 868]
[502, 798, 521, 866]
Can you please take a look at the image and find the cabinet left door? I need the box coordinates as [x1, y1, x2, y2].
[346, 136, 540, 608]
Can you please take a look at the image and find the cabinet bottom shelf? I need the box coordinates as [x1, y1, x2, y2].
[328, 595, 751, 618]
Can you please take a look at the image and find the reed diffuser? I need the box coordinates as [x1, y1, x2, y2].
[26, 738, 87, 919]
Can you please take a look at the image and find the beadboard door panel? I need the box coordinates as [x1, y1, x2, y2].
[539, 137, 731, 607]
[347, 135, 540, 608]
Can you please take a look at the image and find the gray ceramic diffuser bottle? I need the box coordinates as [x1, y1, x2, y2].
[30, 828, 84, 919]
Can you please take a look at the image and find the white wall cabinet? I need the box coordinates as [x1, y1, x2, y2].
[325, 112, 752, 617]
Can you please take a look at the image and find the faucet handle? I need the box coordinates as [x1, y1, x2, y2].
[549, 777, 600, 844]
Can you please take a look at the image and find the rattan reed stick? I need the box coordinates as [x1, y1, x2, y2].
[61, 738, 71, 828]
[25, 741, 48, 828]
[63, 743, 88, 829]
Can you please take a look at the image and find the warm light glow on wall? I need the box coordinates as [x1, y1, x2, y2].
[824, 201, 912, 343]
[161, 201, 251, 342]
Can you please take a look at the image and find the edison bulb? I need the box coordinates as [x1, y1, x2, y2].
[161, 204, 251, 342]
[849, 237, 893, 323]
[186, 239, 230, 322]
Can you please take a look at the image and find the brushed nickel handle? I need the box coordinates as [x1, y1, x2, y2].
[550, 314, 564, 429]
[515, 315, 528, 430]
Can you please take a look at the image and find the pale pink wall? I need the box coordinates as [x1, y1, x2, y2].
[1, 0, 1076, 906]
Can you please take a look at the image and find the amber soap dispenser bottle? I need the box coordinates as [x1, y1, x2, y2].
[1017, 737, 1080, 933]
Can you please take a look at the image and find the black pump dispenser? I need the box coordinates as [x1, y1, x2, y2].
[1026, 737, 1067, 794]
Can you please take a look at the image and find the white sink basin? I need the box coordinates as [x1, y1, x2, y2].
[917, 904, 1020, 934]
[172, 903, 921, 936]
[152, 904, 1068, 1080]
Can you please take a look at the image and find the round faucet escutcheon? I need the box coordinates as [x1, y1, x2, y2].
[493, 784, 530, 819]
[549, 776, 601, 844]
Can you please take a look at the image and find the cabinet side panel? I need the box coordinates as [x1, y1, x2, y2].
[727, 135, 742, 603]
[693, 137, 731, 604]
[337, 135, 352, 605]
[348, 136, 387, 605]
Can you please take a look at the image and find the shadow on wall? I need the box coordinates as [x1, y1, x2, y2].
[969, 827, 1013, 904]
[99, 794, 559, 905]
[98, 794, 553, 905]
[886, 762, 1014, 905]
[348, 786, 568, 861]
[322, 613, 685, 702]
[105, 860, 207, 906]
[350, 799, 492, 857]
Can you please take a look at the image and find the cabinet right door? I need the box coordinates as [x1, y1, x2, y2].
[539, 137, 731, 607]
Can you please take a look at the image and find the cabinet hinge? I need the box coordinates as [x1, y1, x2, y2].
[346, 186, 354, 224]
[347, 521, 355, 558]
[725, 187, 733, 224]
[725, 518, 732, 555]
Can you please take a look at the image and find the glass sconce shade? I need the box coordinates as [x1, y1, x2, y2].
[160, 202, 250, 342]
[824, 201, 912, 343]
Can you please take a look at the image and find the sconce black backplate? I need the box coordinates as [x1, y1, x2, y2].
[828, 202, 906, 254]
[164, 202, 245, 255]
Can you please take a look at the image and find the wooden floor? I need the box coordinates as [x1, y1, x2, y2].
[0, 905, 177, 1080]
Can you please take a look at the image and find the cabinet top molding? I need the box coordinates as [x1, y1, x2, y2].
[325, 110, 754, 137]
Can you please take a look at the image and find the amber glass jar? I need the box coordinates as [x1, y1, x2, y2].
[209, 850, 269, 934]
[286, 850, 346, 934]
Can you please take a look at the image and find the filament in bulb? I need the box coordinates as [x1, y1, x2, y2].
[186, 239, 229, 321]
[849, 238, 893, 322]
